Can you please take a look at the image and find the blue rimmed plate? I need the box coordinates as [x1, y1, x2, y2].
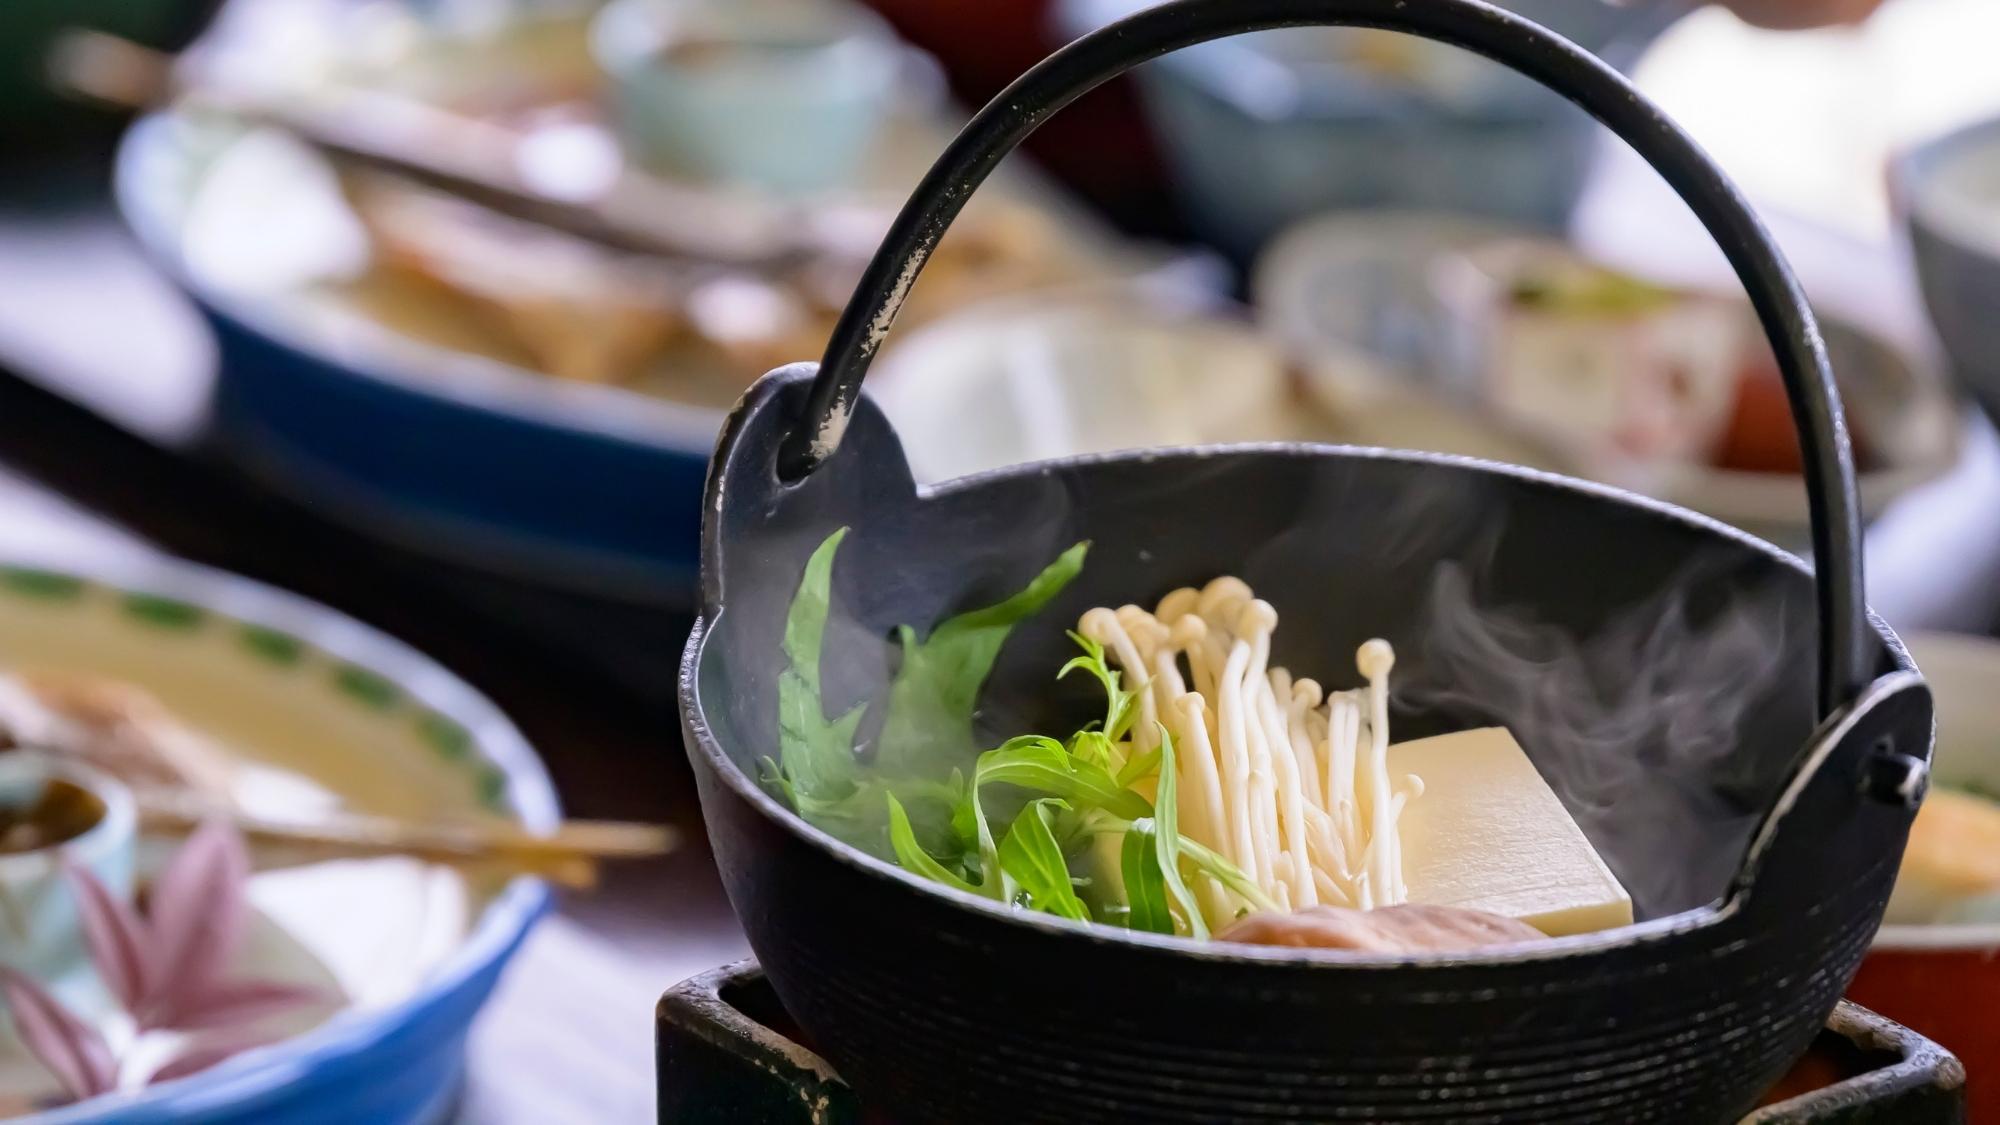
[0, 549, 557, 1124]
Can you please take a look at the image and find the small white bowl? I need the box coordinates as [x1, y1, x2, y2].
[0, 754, 135, 1011]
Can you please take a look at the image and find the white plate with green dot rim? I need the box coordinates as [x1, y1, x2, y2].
[0, 550, 558, 1125]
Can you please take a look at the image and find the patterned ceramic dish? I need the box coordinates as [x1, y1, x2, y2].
[0, 549, 557, 1124]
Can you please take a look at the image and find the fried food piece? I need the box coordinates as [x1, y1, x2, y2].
[0, 672, 236, 803]
[1217, 903, 1545, 953]
[346, 174, 686, 384]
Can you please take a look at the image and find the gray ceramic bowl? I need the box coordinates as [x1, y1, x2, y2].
[1900, 117, 2000, 421]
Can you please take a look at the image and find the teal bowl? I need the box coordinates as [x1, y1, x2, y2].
[592, 0, 902, 196]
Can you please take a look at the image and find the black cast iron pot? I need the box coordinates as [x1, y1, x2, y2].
[678, 2, 1934, 1121]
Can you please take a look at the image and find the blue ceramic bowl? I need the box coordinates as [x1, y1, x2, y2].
[1899, 116, 2000, 423]
[1052, 0, 1684, 256]
[114, 113, 719, 607]
[0, 549, 558, 1124]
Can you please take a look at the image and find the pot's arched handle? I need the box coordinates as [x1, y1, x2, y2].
[778, 0, 1867, 720]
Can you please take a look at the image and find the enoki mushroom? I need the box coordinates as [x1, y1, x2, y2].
[1080, 578, 1421, 931]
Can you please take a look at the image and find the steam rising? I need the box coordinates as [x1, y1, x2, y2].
[1400, 556, 1812, 917]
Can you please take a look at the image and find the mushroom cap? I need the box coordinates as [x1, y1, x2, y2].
[1290, 677, 1325, 709]
[1154, 587, 1200, 622]
[1168, 614, 1208, 650]
[1196, 576, 1253, 619]
[1078, 606, 1121, 645]
[1356, 638, 1395, 682]
[1235, 599, 1279, 637]
[1115, 604, 1168, 645]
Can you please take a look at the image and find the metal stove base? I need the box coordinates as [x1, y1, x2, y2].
[657, 960, 1965, 1124]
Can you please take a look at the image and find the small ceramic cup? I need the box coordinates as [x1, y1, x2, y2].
[1848, 632, 2000, 1122]
[0, 753, 136, 1006]
[593, 0, 902, 197]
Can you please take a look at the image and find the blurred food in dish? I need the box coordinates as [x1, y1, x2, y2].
[0, 763, 112, 855]
[1853, 631, 2000, 1124]
[0, 552, 562, 1123]
[1255, 215, 1961, 542]
[1433, 240, 1750, 467]
[117, 2, 1148, 599]
[331, 165, 1083, 398]
[871, 286, 1570, 483]
[1255, 210, 1524, 393]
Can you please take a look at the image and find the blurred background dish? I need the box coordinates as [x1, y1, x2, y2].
[0, 549, 556, 1123]
[1899, 114, 2000, 430]
[1254, 214, 1963, 546]
[1051, 0, 1684, 258]
[872, 284, 1573, 483]
[594, 0, 903, 195]
[1854, 630, 2000, 1123]
[112, 2, 1156, 603]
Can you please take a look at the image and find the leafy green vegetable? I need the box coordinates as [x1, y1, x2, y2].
[972, 736, 1151, 821]
[999, 799, 1090, 922]
[1060, 631, 1138, 743]
[873, 542, 1089, 779]
[1178, 837, 1281, 915]
[1119, 820, 1175, 935]
[1150, 725, 1208, 940]
[772, 529, 866, 804]
[886, 792, 983, 896]
[1114, 747, 1162, 789]
[769, 529, 1268, 938]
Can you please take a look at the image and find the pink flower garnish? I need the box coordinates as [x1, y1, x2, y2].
[1, 820, 328, 1106]
[65, 818, 320, 1032]
[0, 967, 115, 1102]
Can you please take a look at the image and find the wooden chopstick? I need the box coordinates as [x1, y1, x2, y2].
[135, 791, 676, 890]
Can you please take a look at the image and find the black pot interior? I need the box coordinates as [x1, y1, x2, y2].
[697, 373, 1898, 925]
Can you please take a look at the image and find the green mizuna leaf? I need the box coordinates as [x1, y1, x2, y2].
[1151, 724, 1207, 939]
[774, 529, 865, 803]
[1060, 631, 1139, 742]
[998, 798, 1090, 922]
[886, 792, 983, 896]
[1119, 819, 1176, 935]
[1178, 837, 1280, 915]
[972, 735, 1151, 821]
[873, 543, 1089, 778]
[1114, 747, 1162, 789]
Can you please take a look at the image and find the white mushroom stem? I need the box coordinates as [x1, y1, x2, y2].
[1285, 675, 1326, 811]
[1080, 607, 1157, 753]
[1076, 585, 1412, 933]
[1357, 639, 1398, 907]
[1241, 601, 1314, 908]
[1215, 636, 1264, 883]
[1326, 692, 1362, 864]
